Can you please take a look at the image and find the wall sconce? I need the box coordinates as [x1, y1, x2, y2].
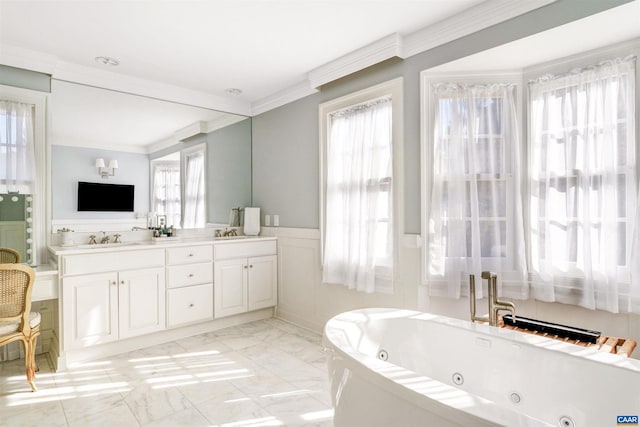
[95, 158, 118, 178]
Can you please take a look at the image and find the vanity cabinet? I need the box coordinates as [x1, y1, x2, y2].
[214, 240, 277, 318]
[166, 245, 214, 327]
[60, 249, 166, 350]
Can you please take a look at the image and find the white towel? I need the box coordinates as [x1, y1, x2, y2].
[244, 207, 260, 236]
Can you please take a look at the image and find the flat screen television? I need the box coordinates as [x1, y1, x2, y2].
[77, 181, 135, 212]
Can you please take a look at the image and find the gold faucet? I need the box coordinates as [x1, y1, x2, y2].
[469, 271, 516, 326]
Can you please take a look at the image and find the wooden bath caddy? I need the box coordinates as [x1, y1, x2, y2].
[497, 317, 637, 357]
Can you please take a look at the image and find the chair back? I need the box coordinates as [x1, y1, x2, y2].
[0, 264, 35, 329]
[0, 247, 21, 264]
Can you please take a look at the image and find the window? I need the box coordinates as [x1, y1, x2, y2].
[423, 79, 526, 299]
[182, 144, 206, 229]
[320, 78, 403, 294]
[529, 57, 637, 312]
[0, 85, 46, 266]
[151, 159, 181, 229]
[421, 54, 639, 314]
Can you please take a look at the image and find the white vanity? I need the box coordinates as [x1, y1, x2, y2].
[48, 236, 278, 370]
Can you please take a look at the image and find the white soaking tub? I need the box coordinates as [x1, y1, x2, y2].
[323, 308, 640, 427]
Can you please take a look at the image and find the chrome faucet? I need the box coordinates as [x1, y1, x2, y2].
[469, 271, 516, 326]
[100, 231, 110, 244]
[113, 234, 122, 244]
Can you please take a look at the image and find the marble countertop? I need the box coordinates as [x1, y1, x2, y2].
[48, 235, 276, 256]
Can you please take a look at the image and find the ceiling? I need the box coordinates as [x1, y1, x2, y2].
[2, 1, 638, 152]
[0, 0, 550, 115]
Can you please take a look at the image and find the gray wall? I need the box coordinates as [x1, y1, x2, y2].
[207, 118, 252, 224]
[0, 64, 50, 92]
[52, 145, 149, 219]
[149, 118, 252, 225]
[252, 0, 632, 233]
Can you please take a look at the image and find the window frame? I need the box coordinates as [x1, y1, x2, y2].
[319, 77, 404, 293]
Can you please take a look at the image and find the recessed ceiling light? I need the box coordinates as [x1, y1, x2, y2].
[225, 88, 243, 95]
[95, 56, 120, 66]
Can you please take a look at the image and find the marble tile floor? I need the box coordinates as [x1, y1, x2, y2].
[0, 318, 334, 427]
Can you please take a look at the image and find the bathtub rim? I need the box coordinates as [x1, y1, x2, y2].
[323, 308, 640, 427]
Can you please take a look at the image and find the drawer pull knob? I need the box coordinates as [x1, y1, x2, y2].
[188, 274, 194, 278]
[244, 265, 248, 269]
[121, 280, 125, 284]
[189, 303, 195, 307]
[111, 281, 117, 285]
[188, 253, 194, 257]
[249, 265, 253, 268]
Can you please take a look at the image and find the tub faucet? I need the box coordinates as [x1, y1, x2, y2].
[469, 271, 516, 326]
[100, 231, 110, 244]
[485, 271, 516, 326]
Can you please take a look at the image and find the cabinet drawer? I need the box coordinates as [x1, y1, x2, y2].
[167, 262, 213, 288]
[214, 240, 277, 260]
[32, 275, 59, 301]
[166, 245, 213, 265]
[62, 249, 165, 276]
[167, 283, 214, 327]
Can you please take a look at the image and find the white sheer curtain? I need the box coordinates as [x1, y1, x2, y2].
[0, 101, 36, 194]
[529, 57, 637, 313]
[322, 97, 393, 293]
[152, 162, 181, 229]
[182, 149, 205, 228]
[427, 83, 526, 299]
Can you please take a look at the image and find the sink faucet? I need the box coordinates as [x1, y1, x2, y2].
[222, 228, 238, 237]
[100, 231, 110, 244]
[469, 271, 516, 326]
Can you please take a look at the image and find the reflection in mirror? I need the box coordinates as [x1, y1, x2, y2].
[50, 80, 252, 231]
[150, 152, 181, 228]
[182, 143, 206, 228]
[0, 194, 34, 264]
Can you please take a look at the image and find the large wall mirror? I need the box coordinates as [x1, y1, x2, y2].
[49, 79, 252, 231]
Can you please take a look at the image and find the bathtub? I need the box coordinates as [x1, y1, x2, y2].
[323, 308, 640, 427]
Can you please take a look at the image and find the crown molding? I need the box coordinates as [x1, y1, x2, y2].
[307, 33, 403, 89]
[146, 136, 178, 155]
[251, 0, 558, 115]
[401, 0, 557, 59]
[206, 114, 248, 133]
[251, 80, 319, 116]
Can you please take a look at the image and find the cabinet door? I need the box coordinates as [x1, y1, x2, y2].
[63, 272, 118, 350]
[118, 267, 166, 339]
[247, 255, 277, 311]
[214, 258, 247, 318]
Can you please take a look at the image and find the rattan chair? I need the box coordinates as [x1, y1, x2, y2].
[0, 263, 40, 391]
[0, 247, 21, 264]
